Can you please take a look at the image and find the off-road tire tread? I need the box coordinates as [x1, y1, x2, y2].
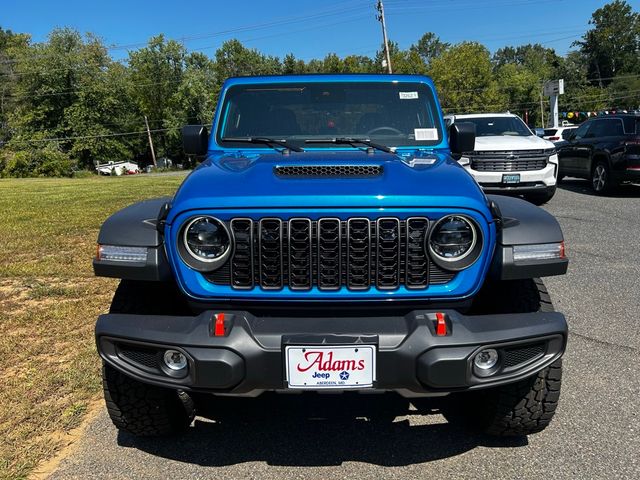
[103, 280, 194, 436]
[103, 364, 195, 436]
[450, 278, 562, 436]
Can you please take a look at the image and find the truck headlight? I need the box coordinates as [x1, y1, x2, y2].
[179, 216, 233, 271]
[427, 215, 482, 271]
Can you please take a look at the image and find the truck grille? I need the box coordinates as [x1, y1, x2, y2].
[207, 217, 456, 290]
[470, 150, 548, 172]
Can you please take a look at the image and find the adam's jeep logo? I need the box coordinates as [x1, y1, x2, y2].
[296, 351, 366, 372]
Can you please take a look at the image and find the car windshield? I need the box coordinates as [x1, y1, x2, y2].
[217, 82, 443, 149]
[462, 116, 533, 137]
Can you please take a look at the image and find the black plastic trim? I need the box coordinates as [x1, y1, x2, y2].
[96, 308, 567, 395]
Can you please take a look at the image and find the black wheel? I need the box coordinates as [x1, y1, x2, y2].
[103, 280, 195, 436]
[592, 160, 613, 194]
[525, 186, 556, 206]
[446, 279, 562, 436]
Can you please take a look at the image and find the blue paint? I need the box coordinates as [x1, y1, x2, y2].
[165, 74, 496, 302]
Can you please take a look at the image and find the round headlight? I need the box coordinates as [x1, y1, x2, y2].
[428, 215, 482, 271]
[180, 216, 232, 271]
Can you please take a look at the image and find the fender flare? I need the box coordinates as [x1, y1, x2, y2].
[487, 195, 568, 280]
[93, 197, 173, 281]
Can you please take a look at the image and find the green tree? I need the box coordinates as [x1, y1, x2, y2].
[429, 42, 507, 113]
[574, 0, 640, 85]
[410, 32, 449, 67]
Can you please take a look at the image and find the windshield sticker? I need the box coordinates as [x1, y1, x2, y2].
[414, 128, 438, 141]
[399, 91, 419, 100]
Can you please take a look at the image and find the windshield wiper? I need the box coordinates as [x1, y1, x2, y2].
[221, 137, 304, 152]
[305, 137, 393, 154]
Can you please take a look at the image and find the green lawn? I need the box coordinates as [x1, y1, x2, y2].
[0, 175, 184, 480]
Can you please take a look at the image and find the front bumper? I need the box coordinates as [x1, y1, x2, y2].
[96, 309, 567, 397]
[463, 159, 558, 192]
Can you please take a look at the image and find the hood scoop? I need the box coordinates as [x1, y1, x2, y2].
[274, 164, 383, 178]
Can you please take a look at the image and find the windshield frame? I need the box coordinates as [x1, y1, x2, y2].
[214, 80, 445, 150]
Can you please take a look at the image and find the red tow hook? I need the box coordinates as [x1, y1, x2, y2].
[435, 312, 448, 336]
[213, 313, 226, 337]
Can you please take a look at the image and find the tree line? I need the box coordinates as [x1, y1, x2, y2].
[0, 0, 638, 177]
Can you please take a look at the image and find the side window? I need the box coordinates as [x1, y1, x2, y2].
[561, 129, 575, 140]
[573, 122, 591, 140]
[600, 119, 624, 136]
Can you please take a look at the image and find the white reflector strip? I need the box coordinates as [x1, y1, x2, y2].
[512, 243, 563, 263]
[98, 245, 147, 263]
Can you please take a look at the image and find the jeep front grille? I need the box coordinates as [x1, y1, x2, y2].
[470, 150, 548, 172]
[207, 217, 456, 290]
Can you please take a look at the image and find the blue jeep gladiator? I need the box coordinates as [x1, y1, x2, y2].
[94, 74, 568, 437]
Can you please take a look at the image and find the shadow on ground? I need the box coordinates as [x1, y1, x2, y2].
[117, 393, 527, 467]
[558, 178, 640, 198]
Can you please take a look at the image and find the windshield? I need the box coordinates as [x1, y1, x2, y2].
[461, 116, 533, 137]
[217, 82, 443, 149]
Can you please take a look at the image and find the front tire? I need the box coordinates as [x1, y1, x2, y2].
[102, 280, 195, 436]
[447, 279, 563, 436]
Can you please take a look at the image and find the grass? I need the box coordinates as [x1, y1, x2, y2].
[0, 174, 185, 480]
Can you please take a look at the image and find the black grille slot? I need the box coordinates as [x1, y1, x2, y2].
[230, 219, 254, 289]
[275, 165, 382, 178]
[318, 218, 341, 290]
[118, 345, 159, 370]
[405, 217, 429, 289]
[347, 218, 371, 290]
[376, 218, 400, 289]
[288, 219, 312, 290]
[470, 150, 548, 172]
[503, 343, 545, 368]
[259, 218, 283, 289]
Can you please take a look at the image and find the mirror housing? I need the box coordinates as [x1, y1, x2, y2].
[182, 125, 209, 156]
[449, 122, 476, 155]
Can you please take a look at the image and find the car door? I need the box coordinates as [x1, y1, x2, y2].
[558, 121, 592, 175]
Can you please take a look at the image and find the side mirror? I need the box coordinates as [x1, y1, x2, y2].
[449, 122, 476, 155]
[182, 125, 209, 156]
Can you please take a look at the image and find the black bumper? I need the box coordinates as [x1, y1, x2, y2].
[96, 309, 567, 396]
[480, 182, 554, 195]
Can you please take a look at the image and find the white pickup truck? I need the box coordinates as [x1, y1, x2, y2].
[445, 113, 558, 205]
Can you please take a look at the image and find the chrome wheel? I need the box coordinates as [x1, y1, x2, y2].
[592, 164, 607, 192]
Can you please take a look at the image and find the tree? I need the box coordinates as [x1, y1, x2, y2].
[574, 0, 640, 86]
[429, 42, 507, 113]
[410, 32, 449, 67]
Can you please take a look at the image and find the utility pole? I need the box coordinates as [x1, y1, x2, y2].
[376, 0, 393, 74]
[144, 115, 157, 167]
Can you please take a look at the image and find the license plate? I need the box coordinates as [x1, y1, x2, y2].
[285, 345, 376, 389]
[502, 173, 521, 184]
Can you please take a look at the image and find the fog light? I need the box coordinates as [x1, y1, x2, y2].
[163, 350, 188, 371]
[473, 348, 499, 377]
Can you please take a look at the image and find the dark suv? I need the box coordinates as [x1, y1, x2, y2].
[557, 114, 640, 193]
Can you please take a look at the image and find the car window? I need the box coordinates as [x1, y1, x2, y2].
[572, 122, 591, 140]
[544, 129, 557, 136]
[622, 116, 640, 134]
[601, 119, 625, 136]
[561, 129, 575, 140]
[217, 81, 443, 148]
[588, 119, 624, 137]
[462, 116, 532, 137]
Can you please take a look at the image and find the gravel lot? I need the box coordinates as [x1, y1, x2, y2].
[48, 179, 640, 480]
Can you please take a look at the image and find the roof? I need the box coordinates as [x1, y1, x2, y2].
[221, 73, 436, 87]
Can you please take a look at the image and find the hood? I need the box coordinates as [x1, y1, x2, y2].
[169, 149, 491, 221]
[473, 135, 554, 151]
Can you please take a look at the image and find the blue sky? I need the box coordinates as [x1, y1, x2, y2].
[1, 0, 622, 61]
